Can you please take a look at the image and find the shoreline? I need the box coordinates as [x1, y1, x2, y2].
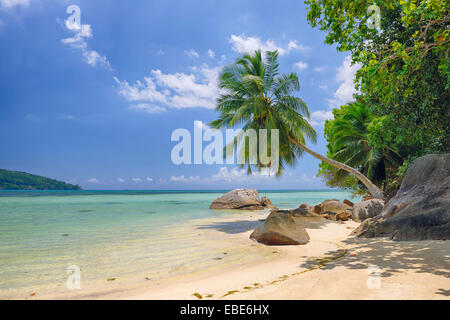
[32, 211, 449, 300]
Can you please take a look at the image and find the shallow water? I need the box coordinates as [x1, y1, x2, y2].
[0, 190, 357, 298]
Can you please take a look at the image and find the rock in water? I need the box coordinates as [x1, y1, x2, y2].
[250, 211, 310, 245]
[352, 199, 385, 222]
[353, 154, 450, 241]
[261, 196, 277, 209]
[210, 189, 264, 210]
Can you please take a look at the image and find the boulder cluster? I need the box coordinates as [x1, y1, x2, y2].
[209, 154, 449, 245]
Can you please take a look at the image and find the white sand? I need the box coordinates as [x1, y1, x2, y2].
[39, 211, 449, 300]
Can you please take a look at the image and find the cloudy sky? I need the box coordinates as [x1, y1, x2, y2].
[0, 0, 360, 190]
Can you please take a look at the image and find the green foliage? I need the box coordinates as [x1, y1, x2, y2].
[318, 103, 402, 194]
[210, 50, 317, 175]
[0, 169, 81, 190]
[306, 0, 449, 192]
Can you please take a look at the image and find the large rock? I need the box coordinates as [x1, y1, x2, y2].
[250, 211, 310, 245]
[278, 207, 321, 218]
[352, 199, 385, 222]
[321, 200, 352, 214]
[320, 199, 352, 221]
[353, 154, 450, 241]
[210, 189, 264, 210]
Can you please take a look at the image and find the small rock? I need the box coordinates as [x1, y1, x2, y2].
[343, 199, 354, 207]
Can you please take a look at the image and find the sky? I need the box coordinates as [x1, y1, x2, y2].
[0, 0, 360, 190]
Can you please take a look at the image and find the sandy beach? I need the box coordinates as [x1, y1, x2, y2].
[39, 210, 449, 300]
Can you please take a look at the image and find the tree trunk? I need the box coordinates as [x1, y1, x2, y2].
[291, 139, 386, 200]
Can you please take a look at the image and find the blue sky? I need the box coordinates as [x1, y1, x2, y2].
[0, 0, 360, 190]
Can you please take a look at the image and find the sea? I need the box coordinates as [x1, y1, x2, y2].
[0, 190, 358, 298]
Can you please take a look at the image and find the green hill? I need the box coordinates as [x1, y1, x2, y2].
[0, 169, 82, 190]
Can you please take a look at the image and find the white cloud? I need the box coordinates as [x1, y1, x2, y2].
[117, 178, 125, 183]
[314, 66, 326, 73]
[170, 175, 200, 182]
[0, 0, 28, 9]
[194, 120, 210, 130]
[328, 55, 361, 108]
[61, 18, 111, 70]
[229, 34, 310, 56]
[115, 65, 220, 110]
[132, 178, 142, 183]
[88, 178, 99, 184]
[287, 40, 310, 52]
[129, 103, 166, 114]
[210, 166, 277, 182]
[146, 177, 153, 182]
[184, 49, 199, 59]
[309, 110, 334, 128]
[294, 61, 308, 71]
[207, 49, 215, 58]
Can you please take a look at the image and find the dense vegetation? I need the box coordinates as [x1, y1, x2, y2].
[306, 0, 449, 196]
[0, 169, 81, 190]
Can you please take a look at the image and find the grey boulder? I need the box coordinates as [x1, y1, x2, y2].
[210, 189, 264, 210]
[353, 154, 450, 241]
[352, 199, 385, 222]
[250, 211, 310, 245]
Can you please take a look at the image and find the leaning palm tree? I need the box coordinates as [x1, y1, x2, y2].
[209, 50, 385, 199]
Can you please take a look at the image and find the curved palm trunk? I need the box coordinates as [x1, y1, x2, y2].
[291, 139, 385, 200]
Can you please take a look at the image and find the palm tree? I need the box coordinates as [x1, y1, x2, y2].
[209, 50, 385, 199]
[321, 102, 403, 191]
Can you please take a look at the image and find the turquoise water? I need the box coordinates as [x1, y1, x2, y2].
[0, 190, 357, 298]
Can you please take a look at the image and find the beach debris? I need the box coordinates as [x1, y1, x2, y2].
[192, 292, 202, 299]
[213, 257, 222, 260]
[206, 294, 213, 298]
[30, 293, 36, 297]
[250, 211, 310, 245]
[62, 234, 69, 236]
[222, 290, 240, 297]
[107, 278, 116, 281]
[145, 277, 151, 281]
[223, 252, 228, 255]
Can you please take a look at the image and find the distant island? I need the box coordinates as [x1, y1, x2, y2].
[0, 169, 81, 190]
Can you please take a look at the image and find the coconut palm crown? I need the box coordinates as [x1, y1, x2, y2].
[209, 50, 317, 175]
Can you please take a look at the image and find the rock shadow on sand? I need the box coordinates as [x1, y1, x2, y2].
[297, 237, 450, 279]
[196, 220, 262, 234]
